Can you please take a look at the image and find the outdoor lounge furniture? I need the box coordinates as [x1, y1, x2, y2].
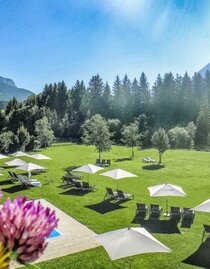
[61, 176, 79, 186]
[143, 157, 156, 163]
[95, 159, 101, 166]
[202, 224, 210, 242]
[116, 190, 134, 201]
[8, 171, 16, 181]
[182, 208, 195, 221]
[104, 187, 118, 200]
[106, 159, 111, 166]
[67, 170, 83, 180]
[149, 204, 162, 219]
[18, 176, 41, 187]
[170, 206, 182, 220]
[101, 159, 106, 167]
[136, 203, 148, 219]
[82, 181, 96, 191]
[74, 181, 83, 190]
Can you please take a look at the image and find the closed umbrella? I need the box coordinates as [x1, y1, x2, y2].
[11, 151, 29, 157]
[5, 158, 26, 167]
[148, 183, 187, 216]
[0, 154, 8, 159]
[72, 164, 104, 182]
[100, 169, 137, 189]
[96, 227, 171, 261]
[15, 162, 46, 178]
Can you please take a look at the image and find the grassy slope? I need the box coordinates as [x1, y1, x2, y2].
[1, 144, 210, 269]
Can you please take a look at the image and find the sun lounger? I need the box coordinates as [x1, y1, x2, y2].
[136, 203, 147, 218]
[149, 204, 162, 219]
[182, 208, 195, 221]
[74, 181, 83, 190]
[101, 159, 106, 167]
[82, 181, 96, 191]
[18, 176, 41, 187]
[170, 206, 182, 220]
[202, 224, 210, 242]
[106, 159, 111, 166]
[104, 187, 118, 200]
[66, 170, 83, 179]
[116, 190, 134, 201]
[95, 159, 101, 166]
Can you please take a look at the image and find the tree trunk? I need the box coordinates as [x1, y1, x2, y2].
[159, 152, 162, 164]
[132, 146, 134, 158]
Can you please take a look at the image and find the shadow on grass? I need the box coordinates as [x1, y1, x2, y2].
[2, 185, 25, 194]
[60, 189, 89, 196]
[142, 164, 165, 170]
[182, 238, 210, 268]
[115, 157, 133, 162]
[85, 199, 127, 214]
[132, 219, 181, 234]
[0, 179, 14, 185]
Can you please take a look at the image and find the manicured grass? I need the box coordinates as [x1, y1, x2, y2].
[1, 144, 210, 268]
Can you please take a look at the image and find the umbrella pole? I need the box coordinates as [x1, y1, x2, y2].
[166, 198, 168, 214]
[117, 180, 118, 190]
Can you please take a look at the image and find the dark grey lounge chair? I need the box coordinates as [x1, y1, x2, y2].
[149, 204, 162, 219]
[182, 208, 195, 221]
[101, 159, 106, 167]
[104, 187, 118, 200]
[170, 206, 182, 220]
[95, 159, 101, 166]
[74, 181, 83, 190]
[106, 159, 111, 166]
[202, 224, 210, 242]
[136, 203, 147, 214]
[116, 190, 134, 201]
[82, 181, 96, 191]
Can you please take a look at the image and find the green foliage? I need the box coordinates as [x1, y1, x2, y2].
[82, 114, 111, 159]
[168, 126, 189, 149]
[151, 128, 170, 163]
[121, 121, 141, 157]
[35, 116, 55, 149]
[0, 131, 14, 153]
[16, 126, 30, 151]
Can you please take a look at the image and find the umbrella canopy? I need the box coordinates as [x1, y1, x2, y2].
[100, 168, 137, 188]
[148, 183, 187, 197]
[0, 154, 8, 159]
[148, 183, 187, 214]
[96, 227, 171, 260]
[30, 154, 52, 160]
[11, 151, 29, 157]
[72, 164, 104, 174]
[15, 162, 46, 172]
[192, 199, 210, 213]
[5, 158, 26, 167]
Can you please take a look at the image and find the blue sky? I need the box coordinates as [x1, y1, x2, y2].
[0, 0, 210, 93]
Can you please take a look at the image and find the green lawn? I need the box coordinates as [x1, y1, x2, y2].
[1, 144, 210, 269]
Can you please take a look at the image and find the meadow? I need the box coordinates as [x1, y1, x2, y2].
[0, 144, 210, 269]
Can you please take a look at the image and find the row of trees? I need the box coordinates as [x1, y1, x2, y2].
[0, 71, 210, 152]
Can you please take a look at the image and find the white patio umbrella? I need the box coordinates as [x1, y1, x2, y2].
[0, 154, 8, 159]
[5, 158, 26, 167]
[100, 169, 137, 189]
[192, 199, 210, 213]
[96, 227, 171, 261]
[11, 151, 29, 157]
[148, 183, 187, 215]
[30, 154, 52, 160]
[72, 164, 104, 182]
[15, 162, 46, 178]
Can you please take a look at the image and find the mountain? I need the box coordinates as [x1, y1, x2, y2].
[199, 63, 210, 78]
[0, 76, 34, 101]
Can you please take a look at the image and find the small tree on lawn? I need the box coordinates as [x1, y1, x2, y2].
[82, 114, 111, 160]
[121, 121, 141, 157]
[35, 116, 55, 149]
[151, 128, 170, 164]
[16, 126, 30, 151]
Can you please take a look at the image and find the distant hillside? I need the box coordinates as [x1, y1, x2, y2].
[199, 63, 210, 78]
[0, 76, 34, 101]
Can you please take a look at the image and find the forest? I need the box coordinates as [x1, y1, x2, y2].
[0, 70, 210, 153]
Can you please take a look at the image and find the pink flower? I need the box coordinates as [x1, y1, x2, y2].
[0, 196, 58, 264]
